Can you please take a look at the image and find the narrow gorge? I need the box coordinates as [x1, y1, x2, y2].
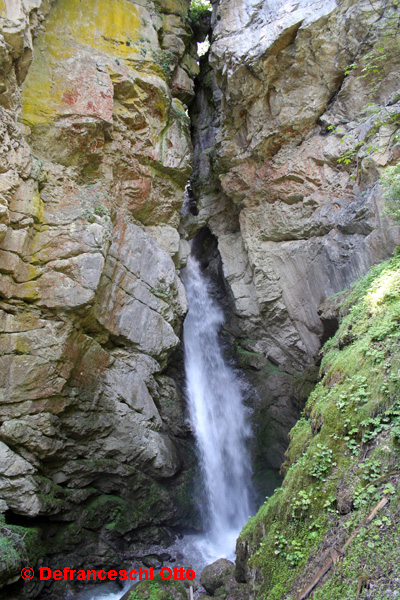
[0, 0, 400, 599]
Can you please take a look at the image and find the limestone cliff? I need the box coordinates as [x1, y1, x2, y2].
[0, 0, 198, 595]
[0, 0, 400, 598]
[186, 0, 400, 480]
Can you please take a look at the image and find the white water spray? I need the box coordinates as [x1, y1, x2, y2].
[182, 255, 252, 564]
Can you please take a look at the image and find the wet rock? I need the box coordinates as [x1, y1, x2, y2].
[160, 552, 173, 562]
[200, 559, 235, 595]
[187, 0, 400, 497]
[141, 554, 163, 569]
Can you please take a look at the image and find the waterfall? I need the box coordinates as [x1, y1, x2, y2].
[182, 254, 253, 564]
[77, 254, 253, 600]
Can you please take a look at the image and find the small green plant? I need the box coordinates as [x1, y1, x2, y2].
[189, 0, 212, 27]
[273, 532, 306, 566]
[382, 162, 400, 222]
[285, 539, 306, 567]
[291, 489, 312, 519]
[151, 49, 173, 77]
[359, 458, 383, 483]
[322, 494, 336, 514]
[150, 287, 170, 299]
[360, 415, 390, 442]
[344, 435, 360, 457]
[308, 444, 336, 481]
[82, 200, 109, 222]
[392, 423, 400, 445]
[344, 63, 358, 76]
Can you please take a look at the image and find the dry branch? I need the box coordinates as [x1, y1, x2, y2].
[295, 496, 389, 600]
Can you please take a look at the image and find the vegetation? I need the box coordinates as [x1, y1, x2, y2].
[240, 252, 400, 599]
[0, 519, 45, 584]
[125, 575, 187, 600]
[382, 162, 400, 221]
[151, 49, 173, 78]
[189, 0, 212, 27]
[81, 185, 111, 223]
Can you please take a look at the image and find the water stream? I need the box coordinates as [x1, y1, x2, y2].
[77, 254, 253, 600]
[181, 254, 253, 565]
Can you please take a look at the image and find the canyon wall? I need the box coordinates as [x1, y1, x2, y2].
[187, 0, 400, 479]
[0, 0, 198, 595]
[0, 0, 400, 598]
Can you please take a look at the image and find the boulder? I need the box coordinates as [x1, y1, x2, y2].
[141, 554, 163, 569]
[200, 559, 235, 595]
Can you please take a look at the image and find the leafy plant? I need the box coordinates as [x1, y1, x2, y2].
[189, 0, 212, 27]
[382, 162, 400, 222]
[82, 200, 110, 222]
[291, 489, 312, 519]
[337, 141, 365, 166]
[308, 444, 336, 481]
[151, 49, 173, 77]
[273, 531, 307, 566]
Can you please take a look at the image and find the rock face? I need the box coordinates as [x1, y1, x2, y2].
[1, 0, 399, 597]
[186, 0, 400, 480]
[0, 0, 198, 595]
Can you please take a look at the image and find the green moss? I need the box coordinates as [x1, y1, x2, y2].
[0, 524, 45, 585]
[239, 253, 400, 599]
[126, 574, 186, 600]
[312, 484, 400, 600]
[284, 417, 312, 469]
[0, 536, 20, 572]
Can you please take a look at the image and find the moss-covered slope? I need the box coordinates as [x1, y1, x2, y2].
[238, 251, 400, 600]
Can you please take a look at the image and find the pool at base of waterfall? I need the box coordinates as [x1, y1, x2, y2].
[73, 529, 243, 600]
[74, 582, 129, 600]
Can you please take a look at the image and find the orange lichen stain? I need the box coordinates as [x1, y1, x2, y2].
[62, 89, 80, 106]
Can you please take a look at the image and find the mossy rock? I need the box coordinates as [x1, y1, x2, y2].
[121, 573, 187, 600]
[238, 253, 400, 599]
[200, 559, 234, 595]
[0, 524, 44, 587]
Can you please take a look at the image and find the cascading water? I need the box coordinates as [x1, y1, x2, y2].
[77, 254, 253, 600]
[182, 254, 253, 564]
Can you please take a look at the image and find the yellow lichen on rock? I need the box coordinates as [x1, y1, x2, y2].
[30, 189, 45, 224]
[21, 0, 155, 128]
[43, 0, 143, 57]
